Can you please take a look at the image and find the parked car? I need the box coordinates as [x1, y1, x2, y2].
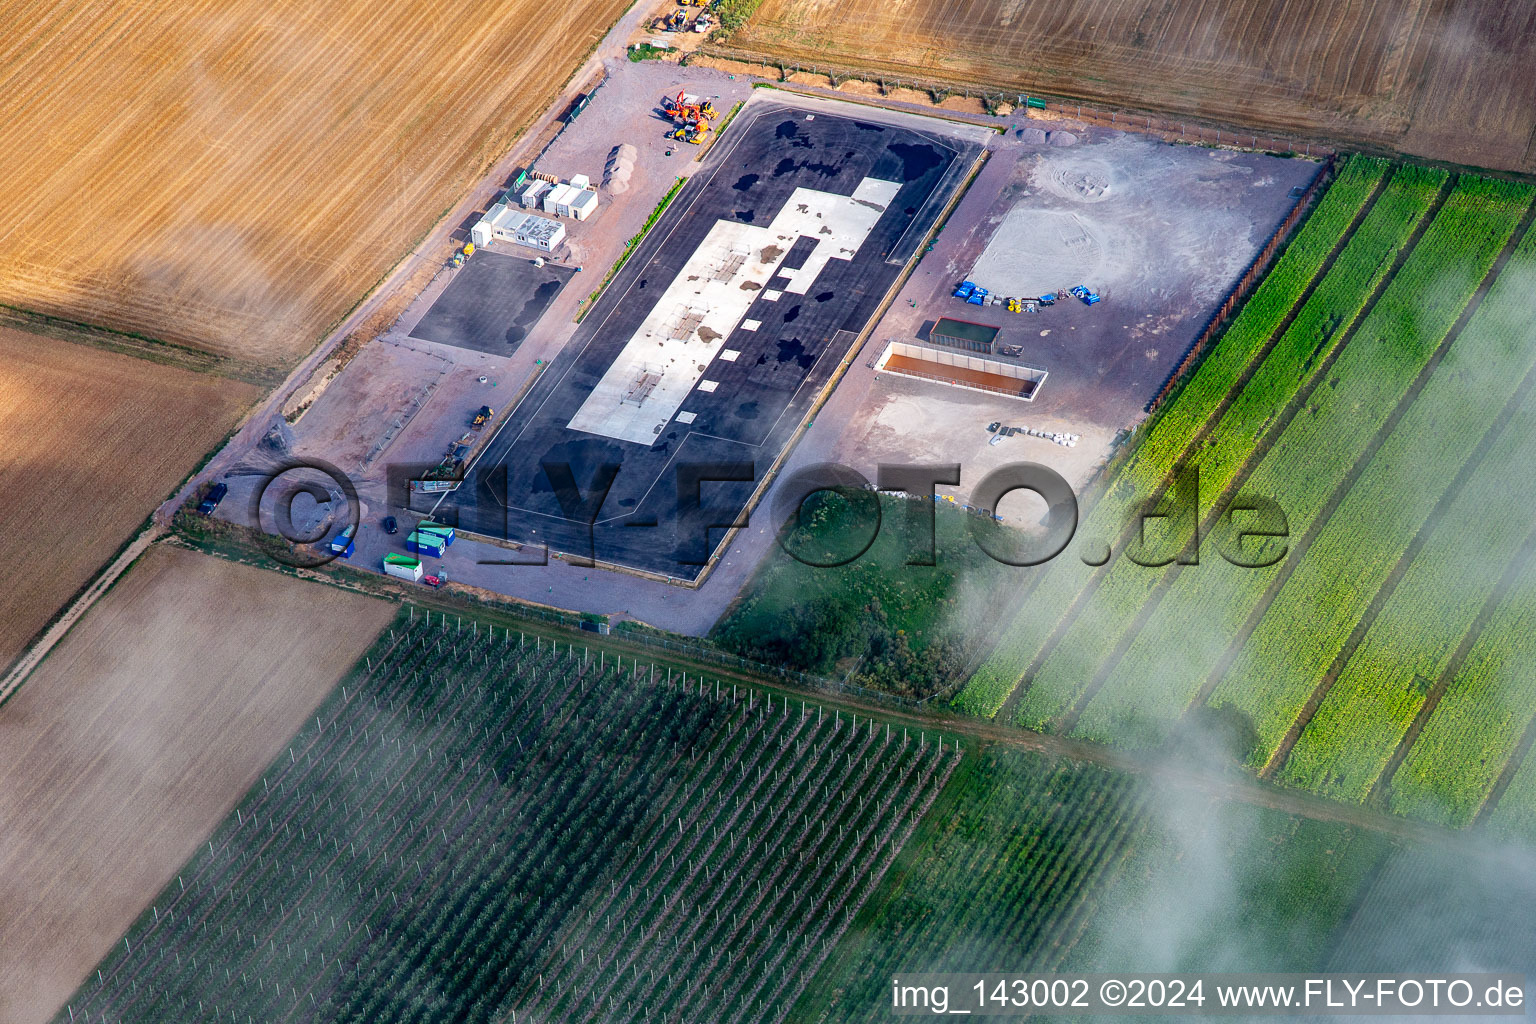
[196, 482, 227, 516]
[382, 515, 398, 535]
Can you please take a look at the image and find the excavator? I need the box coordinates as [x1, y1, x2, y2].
[663, 91, 717, 125]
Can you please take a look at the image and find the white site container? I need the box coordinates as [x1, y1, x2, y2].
[568, 189, 599, 221]
[542, 183, 570, 216]
[383, 556, 424, 582]
[520, 180, 551, 208]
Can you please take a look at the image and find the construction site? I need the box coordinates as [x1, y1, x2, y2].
[445, 92, 985, 580]
[824, 122, 1318, 510]
[177, 40, 1322, 621]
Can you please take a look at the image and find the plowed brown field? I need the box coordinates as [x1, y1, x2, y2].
[0, 326, 259, 664]
[0, 545, 394, 1024]
[719, 0, 1536, 174]
[0, 0, 629, 368]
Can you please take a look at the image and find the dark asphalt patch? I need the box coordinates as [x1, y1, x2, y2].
[410, 250, 573, 356]
[447, 102, 982, 580]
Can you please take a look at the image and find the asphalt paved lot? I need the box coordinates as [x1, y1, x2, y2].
[410, 250, 574, 356]
[446, 99, 982, 579]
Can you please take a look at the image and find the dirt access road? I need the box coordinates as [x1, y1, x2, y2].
[0, 326, 259, 674]
[0, 544, 393, 1024]
[718, 0, 1536, 176]
[157, 0, 668, 520]
[0, 0, 636, 369]
[0, 0, 663, 701]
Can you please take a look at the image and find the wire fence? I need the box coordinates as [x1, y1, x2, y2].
[705, 51, 1337, 161]
[612, 628, 947, 709]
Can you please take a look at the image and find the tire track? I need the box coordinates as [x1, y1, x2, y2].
[1188, 178, 1518, 725]
[1263, 199, 1536, 780]
[1478, 679, 1536, 828]
[1049, 172, 1448, 733]
[1374, 520, 1536, 808]
[991, 166, 1388, 722]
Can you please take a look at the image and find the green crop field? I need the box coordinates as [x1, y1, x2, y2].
[51, 596, 1536, 1024]
[1279, 225, 1536, 801]
[789, 746, 1399, 1022]
[954, 155, 1393, 719]
[1326, 843, 1536, 972]
[954, 153, 1536, 830]
[54, 610, 958, 1024]
[1488, 751, 1536, 842]
[713, 494, 1014, 698]
[1041, 164, 1446, 740]
[787, 750, 1149, 1023]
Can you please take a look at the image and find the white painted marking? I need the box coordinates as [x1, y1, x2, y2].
[568, 176, 899, 444]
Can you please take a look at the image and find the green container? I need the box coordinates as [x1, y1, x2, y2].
[1026, 96, 1047, 109]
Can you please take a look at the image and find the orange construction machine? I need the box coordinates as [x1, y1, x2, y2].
[663, 91, 718, 125]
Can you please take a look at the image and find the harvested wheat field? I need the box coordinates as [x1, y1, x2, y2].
[719, 0, 1536, 173]
[0, 0, 629, 368]
[0, 326, 260, 666]
[0, 544, 394, 1024]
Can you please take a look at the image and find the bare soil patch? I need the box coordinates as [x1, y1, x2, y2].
[0, 545, 393, 1024]
[0, 327, 260, 664]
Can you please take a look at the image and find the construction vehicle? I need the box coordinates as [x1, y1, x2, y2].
[680, 123, 708, 144]
[664, 91, 716, 125]
[471, 405, 494, 428]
